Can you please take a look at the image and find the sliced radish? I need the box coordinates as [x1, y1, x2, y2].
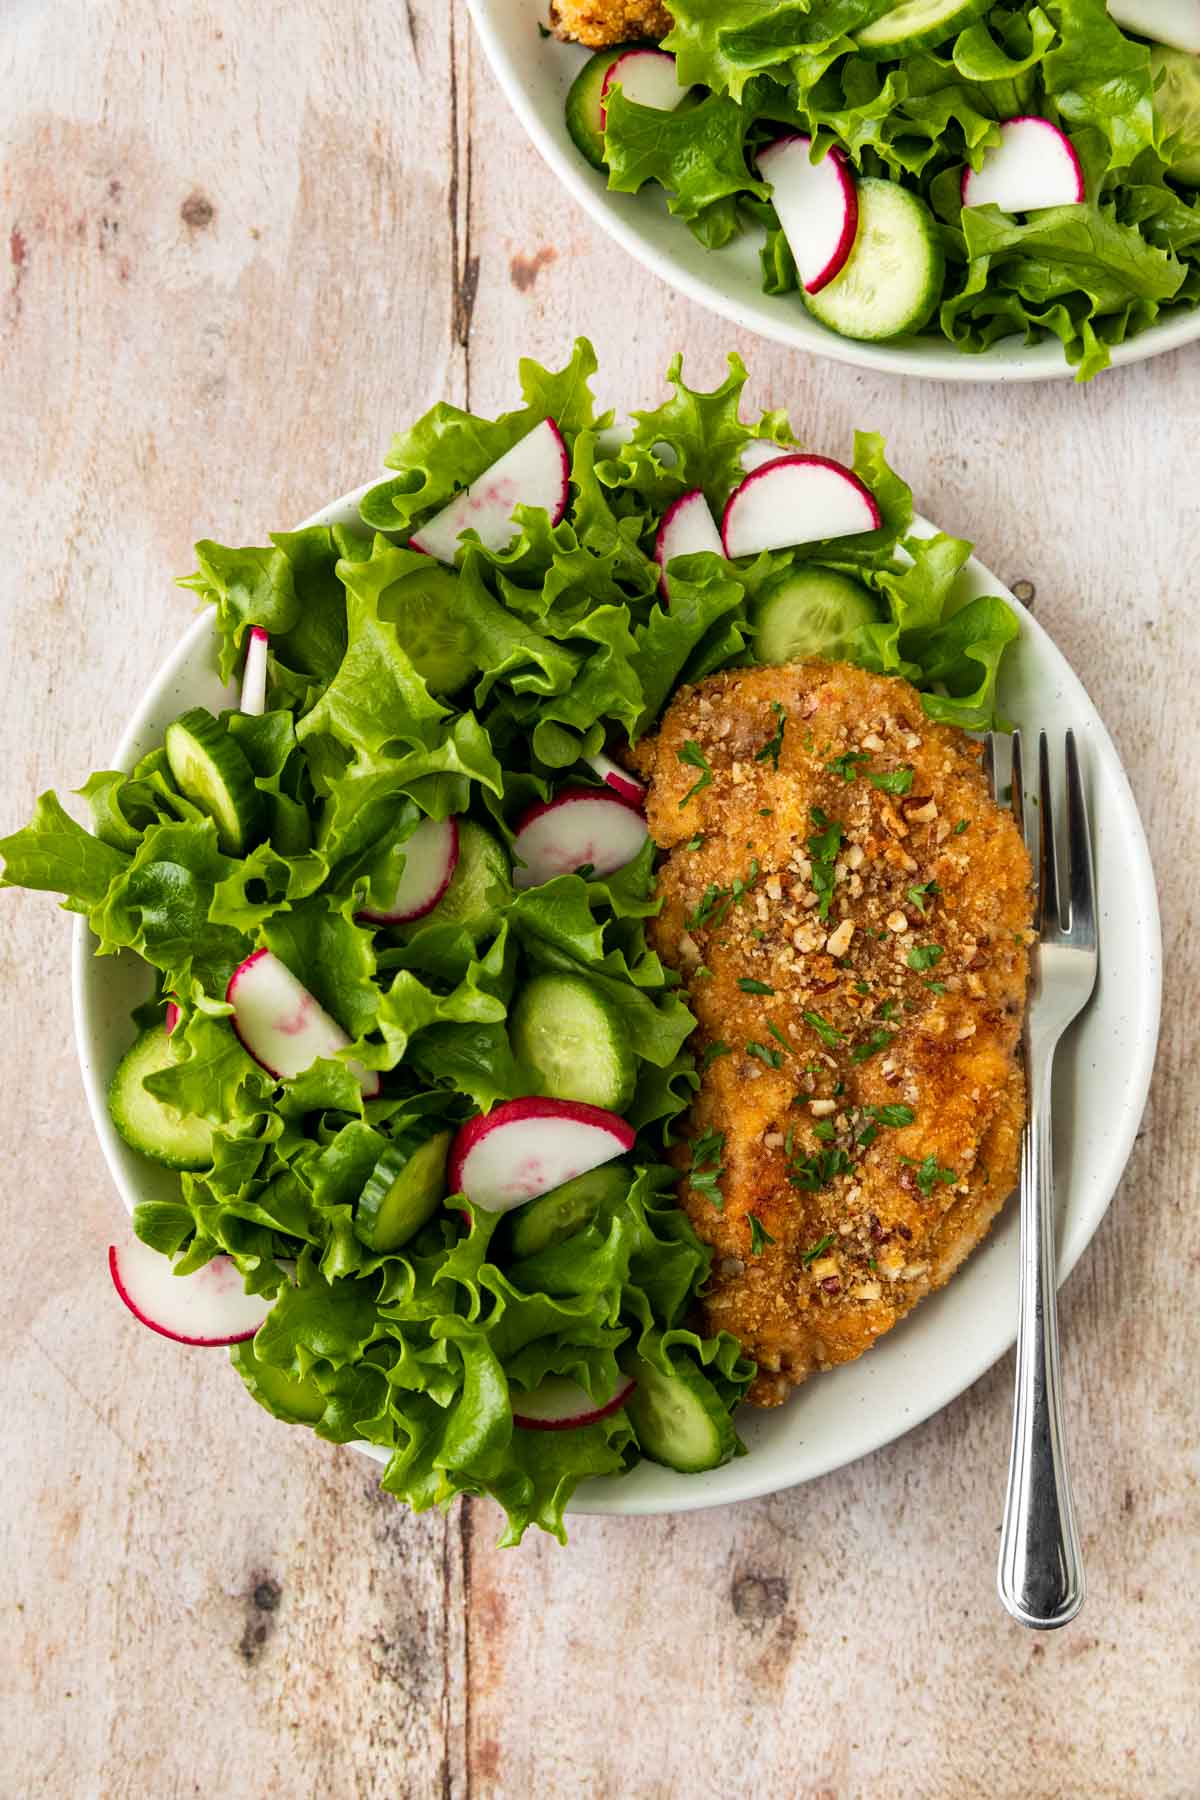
[654, 489, 723, 600]
[512, 1371, 636, 1431]
[1107, 0, 1200, 48]
[164, 998, 181, 1036]
[584, 751, 646, 809]
[512, 789, 648, 891]
[740, 440, 795, 473]
[758, 135, 859, 294]
[357, 815, 459, 925]
[600, 49, 685, 127]
[239, 626, 269, 716]
[721, 454, 881, 559]
[409, 419, 569, 563]
[109, 1237, 273, 1346]
[961, 117, 1085, 213]
[226, 948, 380, 1097]
[449, 1097, 635, 1214]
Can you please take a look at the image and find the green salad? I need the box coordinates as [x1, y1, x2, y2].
[563, 0, 1200, 377]
[0, 342, 1020, 1541]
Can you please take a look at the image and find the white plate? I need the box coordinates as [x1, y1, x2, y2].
[72, 483, 1161, 1517]
[467, 0, 1200, 383]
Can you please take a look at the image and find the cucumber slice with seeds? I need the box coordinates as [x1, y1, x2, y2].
[752, 566, 878, 665]
[164, 707, 264, 855]
[565, 46, 635, 169]
[382, 564, 477, 696]
[854, 0, 990, 58]
[354, 1128, 452, 1252]
[508, 1163, 632, 1259]
[108, 1023, 215, 1171]
[621, 1337, 737, 1473]
[803, 178, 944, 342]
[511, 972, 636, 1111]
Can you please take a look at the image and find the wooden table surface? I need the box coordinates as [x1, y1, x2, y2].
[2, 4, 1197, 1795]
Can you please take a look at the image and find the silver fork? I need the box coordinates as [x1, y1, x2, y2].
[985, 729, 1097, 1629]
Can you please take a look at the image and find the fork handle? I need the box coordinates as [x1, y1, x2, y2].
[997, 1041, 1085, 1629]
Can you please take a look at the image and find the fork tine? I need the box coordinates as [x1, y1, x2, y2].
[1010, 729, 1041, 931]
[1064, 730, 1097, 950]
[1038, 732, 1060, 932]
[983, 731, 998, 800]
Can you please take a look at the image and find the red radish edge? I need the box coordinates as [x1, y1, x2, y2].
[720, 452, 881, 558]
[448, 1097, 635, 1196]
[408, 418, 569, 561]
[226, 947, 381, 1098]
[108, 1243, 271, 1347]
[653, 488, 723, 601]
[511, 787, 649, 890]
[960, 115, 1085, 211]
[512, 1372, 637, 1432]
[757, 134, 859, 295]
[585, 751, 646, 810]
[239, 626, 269, 716]
[357, 816, 460, 926]
[164, 999, 181, 1036]
[599, 48, 680, 129]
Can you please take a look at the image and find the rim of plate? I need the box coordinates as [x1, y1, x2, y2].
[466, 0, 1200, 384]
[72, 482, 1162, 1519]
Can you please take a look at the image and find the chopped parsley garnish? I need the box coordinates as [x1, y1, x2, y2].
[851, 1028, 895, 1063]
[903, 1153, 957, 1196]
[800, 1232, 837, 1265]
[689, 1129, 726, 1210]
[907, 879, 941, 915]
[925, 980, 946, 994]
[827, 750, 870, 783]
[906, 943, 945, 972]
[747, 1213, 776, 1256]
[877, 1000, 897, 1022]
[790, 1148, 853, 1192]
[575, 862, 595, 879]
[700, 1040, 732, 1071]
[738, 977, 774, 995]
[865, 1103, 916, 1127]
[869, 766, 914, 795]
[767, 1022, 795, 1056]
[807, 806, 845, 920]
[858, 1122, 879, 1147]
[731, 859, 759, 907]
[746, 1040, 783, 1068]
[677, 740, 713, 808]
[687, 883, 732, 930]
[813, 1120, 837, 1141]
[803, 1009, 844, 1048]
[685, 834, 705, 851]
[854, 981, 871, 996]
[754, 702, 787, 771]
[954, 818, 969, 834]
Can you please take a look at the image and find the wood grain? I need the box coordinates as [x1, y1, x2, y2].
[1, 3, 1197, 1795]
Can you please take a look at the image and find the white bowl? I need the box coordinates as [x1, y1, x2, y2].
[467, 0, 1200, 383]
[73, 483, 1161, 1517]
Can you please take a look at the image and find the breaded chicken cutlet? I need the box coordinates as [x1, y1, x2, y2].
[549, 0, 672, 48]
[630, 662, 1032, 1407]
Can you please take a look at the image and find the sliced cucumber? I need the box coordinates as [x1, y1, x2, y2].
[354, 1128, 452, 1252]
[509, 1163, 632, 1259]
[621, 1338, 737, 1473]
[854, 0, 990, 58]
[752, 565, 878, 665]
[565, 46, 633, 169]
[417, 820, 510, 939]
[108, 1023, 215, 1171]
[164, 707, 264, 856]
[511, 971, 636, 1111]
[383, 564, 477, 696]
[231, 1340, 326, 1423]
[803, 178, 944, 342]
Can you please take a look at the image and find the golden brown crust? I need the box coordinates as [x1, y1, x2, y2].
[630, 662, 1032, 1407]
[549, 0, 672, 48]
